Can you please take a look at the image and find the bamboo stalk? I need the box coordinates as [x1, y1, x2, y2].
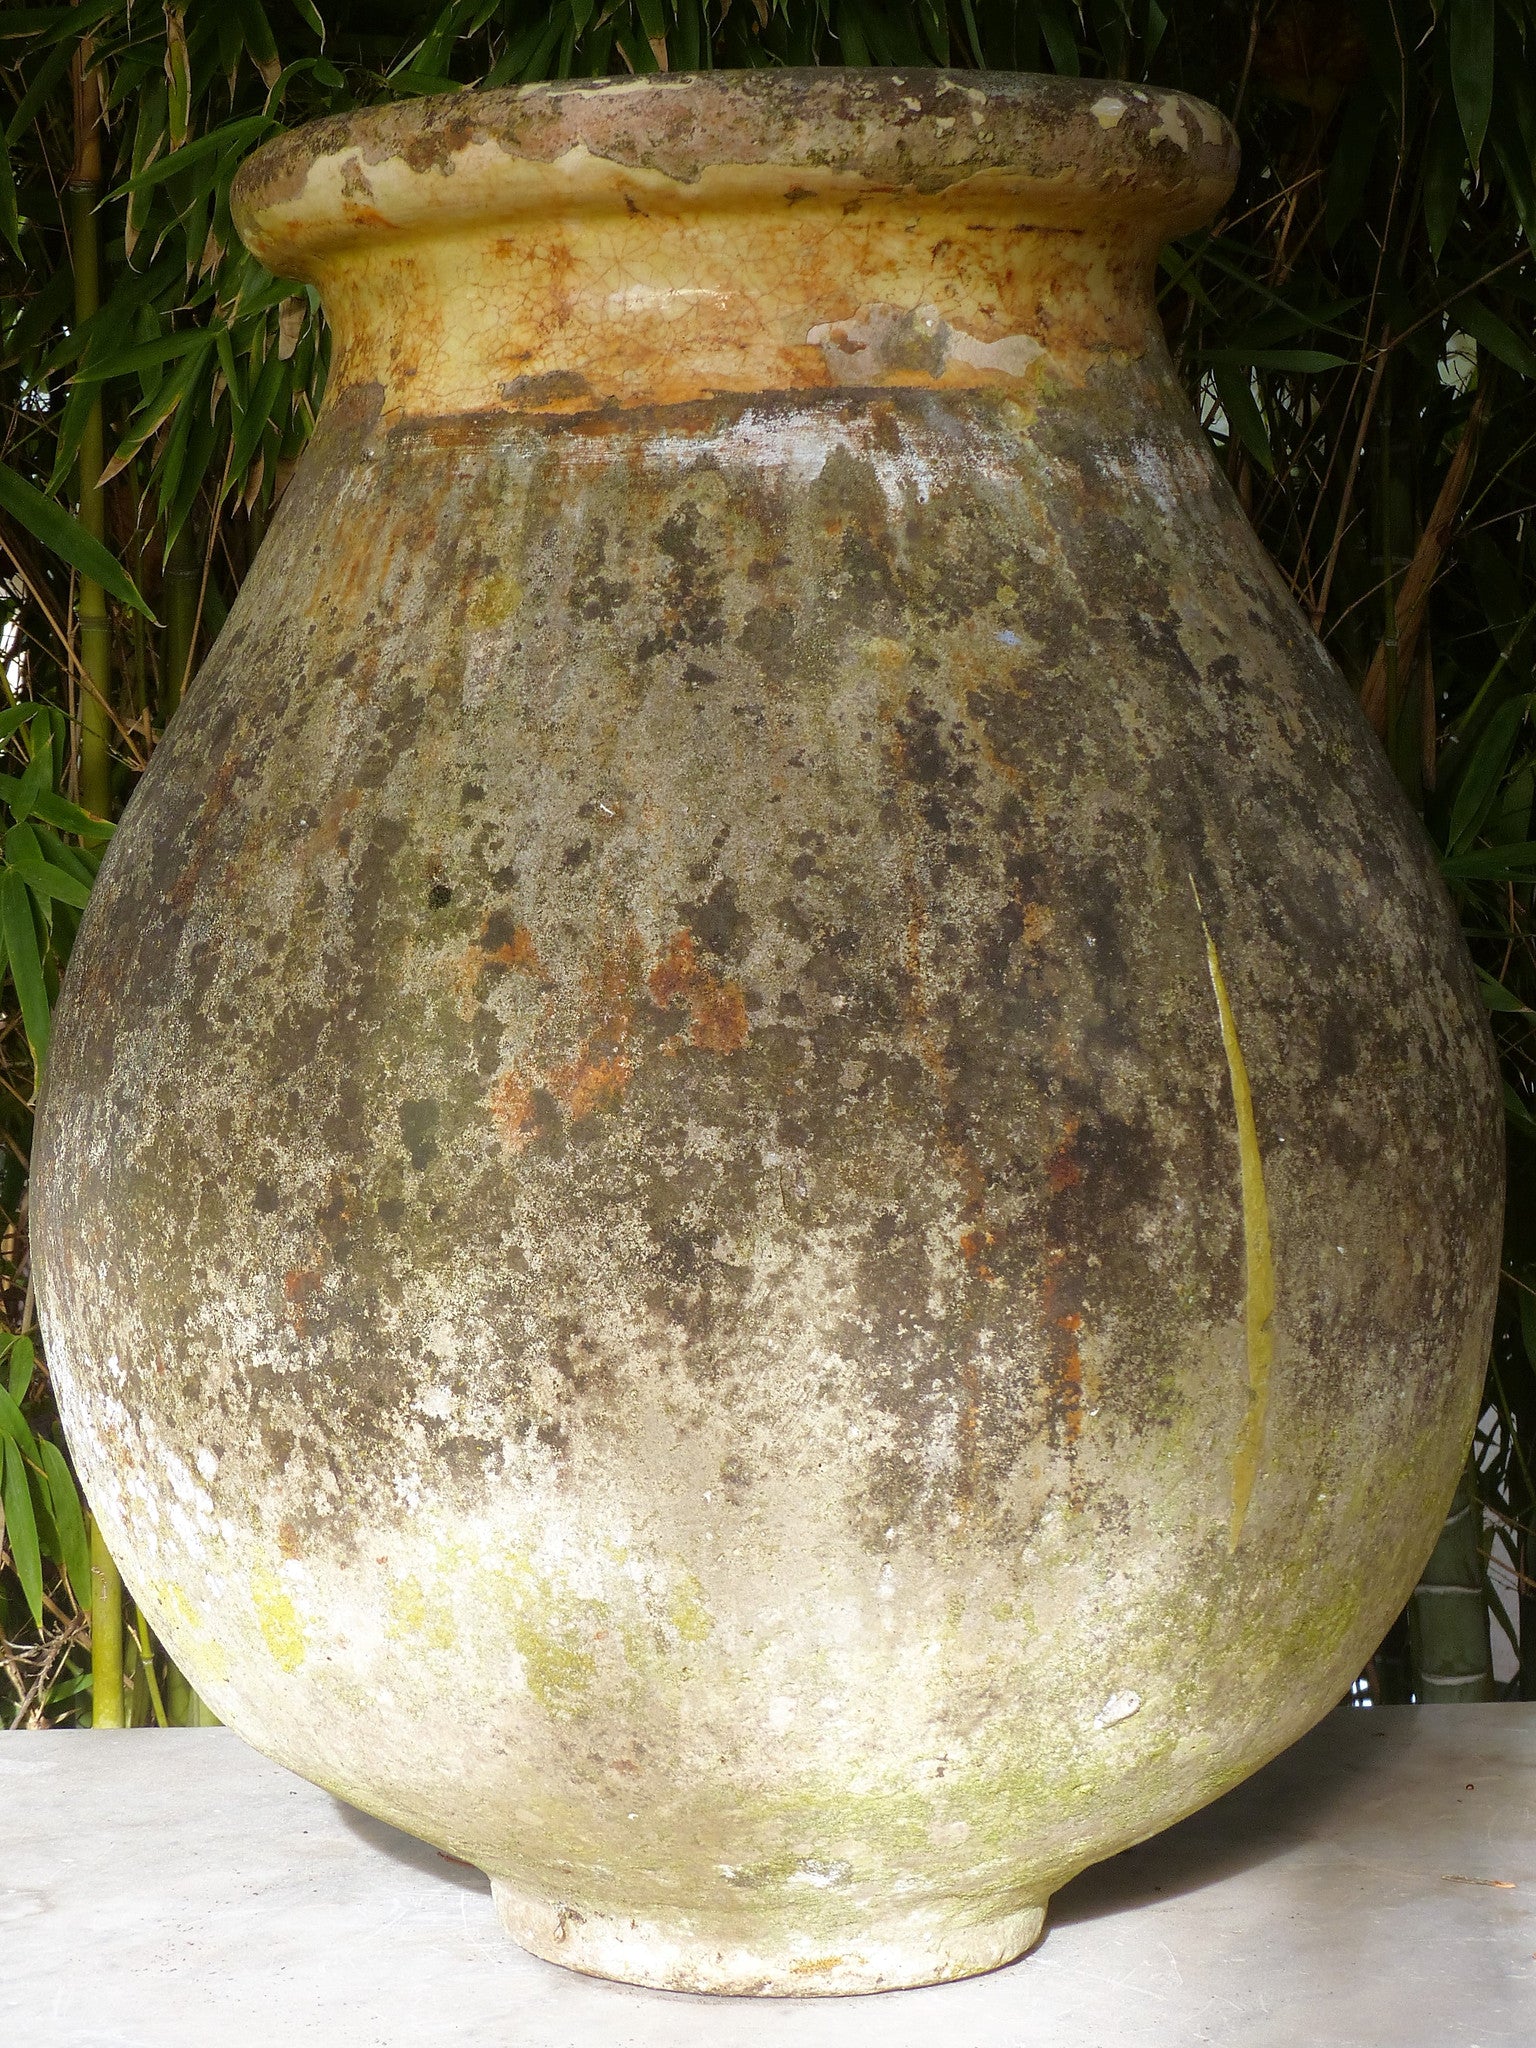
[164, 1659, 192, 1724]
[88, 1513, 124, 1728]
[134, 1607, 169, 1728]
[161, 523, 198, 719]
[69, 40, 111, 819]
[1359, 377, 1491, 739]
[1408, 1464, 1495, 1702]
[163, 1652, 217, 1724]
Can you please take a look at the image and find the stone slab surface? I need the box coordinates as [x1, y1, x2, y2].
[2, 1705, 1533, 2046]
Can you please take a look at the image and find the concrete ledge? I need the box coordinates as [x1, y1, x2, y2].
[3, 1705, 1533, 2045]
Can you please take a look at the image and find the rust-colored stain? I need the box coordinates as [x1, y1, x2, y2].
[277, 1519, 303, 1559]
[458, 922, 546, 1007]
[1055, 1313, 1086, 1444]
[302, 787, 361, 861]
[167, 748, 246, 910]
[1046, 1117, 1082, 1193]
[958, 1227, 996, 1280]
[1042, 1252, 1087, 1451]
[488, 1071, 537, 1151]
[549, 1049, 633, 1121]
[648, 930, 749, 1054]
[282, 1262, 325, 1337]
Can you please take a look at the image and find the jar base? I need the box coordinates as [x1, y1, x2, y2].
[489, 1877, 1048, 1995]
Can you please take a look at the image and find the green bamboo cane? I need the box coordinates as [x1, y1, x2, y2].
[134, 1606, 169, 1728]
[69, 42, 111, 820]
[161, 522, 198, 720]
[164, 1653, 218, 1724]
[165, 1659, 192, 1724]
[88, 1513, 124, 1728]
[1408, 1462, 1494, 1703]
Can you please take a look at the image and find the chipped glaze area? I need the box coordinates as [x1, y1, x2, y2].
[33, 72, 1501, 1996]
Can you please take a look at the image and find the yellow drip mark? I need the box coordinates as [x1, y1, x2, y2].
[1197, 899, 1275, 1551]
[250, 1567, 308, 1673]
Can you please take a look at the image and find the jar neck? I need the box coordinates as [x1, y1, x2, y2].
[315, 175, 1166, 420]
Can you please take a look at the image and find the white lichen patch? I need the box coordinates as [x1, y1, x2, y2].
[1094, 1690, 1143, 1731]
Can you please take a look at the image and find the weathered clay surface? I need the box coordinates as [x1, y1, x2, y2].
[34, 71, 1501, 1996]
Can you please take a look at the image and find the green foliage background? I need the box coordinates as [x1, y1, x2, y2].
[1, 0, 1534, 1722]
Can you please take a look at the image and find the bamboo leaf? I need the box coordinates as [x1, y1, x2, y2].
[9, 856, 93, 912]
[71, 328, 212, 386]
[233, 0, 283, 90]
[292, 0, 327, 42]
[2, 1435, 43, 1626]
[1326, 88, 1383, 247]
[1424, 90, 1466, 262]
[231, 346, 287, 479]
[1441, 842, 1536, 881]
[1213, 364, 1274, 474]
[0, 869, 50, 1068]
[164, 7, 191, 152]
[1477, 966, 1534, 1014]
[0, 1381, 40, 1469]
[37, 1440, 90, 1609]
[29, 0, 123, 46]
[125, 74, 167, 262]
[99, 333, 214, 488]
[1447, 693, 1532, 850]
[1036, 0, 1082, 75]
[33, 826, 95, 888]
[1448, 0, 1495, 170]
[44, 295, 142, 493]
[9, 742, 48, 823]
[1202, 349, 1349, 372]
[0, 130, 20, 258]
[14, 787, 113, 841]
[107, 115, 272, 202]
[835, 3, 870, 64]
[1453, 297, 1536, 380]
[6, 1335, 33, 1405]
[3, 38, 72, 146]
[0, 9, 80, 32]
[0, 461, 155, 620]
[1504, 1079, 1536, 1143]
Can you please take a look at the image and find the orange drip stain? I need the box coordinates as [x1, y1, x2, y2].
[1056, 1312, 1086, 1445]
[282, 1262, 325, 1338]
[959, 1226, 996, 1280]
[489, 1071, 537, 1151]
[1041, 1251, 1087, 1455]
[647, 929, 749, 1053]
[549, 1050, 634, 1121]
[1046, 1115, 1081, 1192]
[301, 788, 361, 861]
[457, 923, 546, 1009]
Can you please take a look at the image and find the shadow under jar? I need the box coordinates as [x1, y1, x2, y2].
[32, 69, 1502, 1995]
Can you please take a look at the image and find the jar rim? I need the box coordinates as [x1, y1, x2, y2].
[233, 68, 1237, 277]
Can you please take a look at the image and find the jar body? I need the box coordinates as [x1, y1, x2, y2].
[35, 306, 1499, 1989]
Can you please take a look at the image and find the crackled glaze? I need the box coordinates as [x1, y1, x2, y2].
[33, 71, 1501, 1996]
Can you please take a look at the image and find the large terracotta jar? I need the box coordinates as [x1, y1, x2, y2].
[34, 71, 1501, 1994]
